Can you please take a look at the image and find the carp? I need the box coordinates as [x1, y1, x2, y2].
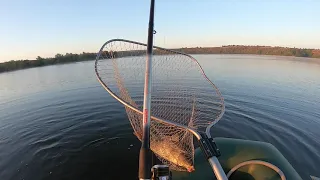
[151, 140, 195, 172]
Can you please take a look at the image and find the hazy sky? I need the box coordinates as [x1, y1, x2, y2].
[1, 0, 319, 62]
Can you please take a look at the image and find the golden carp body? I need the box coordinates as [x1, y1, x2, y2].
[151, 140, 195, 172]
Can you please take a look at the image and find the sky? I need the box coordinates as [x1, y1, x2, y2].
[0, 0, 320, 62]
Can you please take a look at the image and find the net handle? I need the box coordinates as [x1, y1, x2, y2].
[95, 38, 225, 139]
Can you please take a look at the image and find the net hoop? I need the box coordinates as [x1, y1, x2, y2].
[94, 39, 225, 139]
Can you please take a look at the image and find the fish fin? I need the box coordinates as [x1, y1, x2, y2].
[187, 166, 195, 172]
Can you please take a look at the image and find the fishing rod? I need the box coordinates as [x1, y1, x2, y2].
[139, 0, 155, 179]
[95, 0, 228, 179]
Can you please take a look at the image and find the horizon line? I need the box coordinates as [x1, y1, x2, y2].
[1, 44, 320, 63]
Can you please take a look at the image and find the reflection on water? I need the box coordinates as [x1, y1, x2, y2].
[0, 55, 320, 179]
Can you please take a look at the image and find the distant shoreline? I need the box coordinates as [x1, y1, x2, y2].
[1, 45, 319, 73]
[175, 45, 320, 58]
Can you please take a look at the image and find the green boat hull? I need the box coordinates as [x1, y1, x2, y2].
[172, 138, 302, 180]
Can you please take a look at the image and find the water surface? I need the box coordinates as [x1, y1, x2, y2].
[0, 55, 319, 179]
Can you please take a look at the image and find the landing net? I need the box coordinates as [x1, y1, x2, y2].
[95, 39, 224, 171]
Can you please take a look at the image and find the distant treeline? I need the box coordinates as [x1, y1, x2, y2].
[1, 45, 320, 73]
[0, 52, 96, 73]
[177, 45, 320, 58]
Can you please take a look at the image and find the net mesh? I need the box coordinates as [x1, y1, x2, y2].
[95, 39, 224, 172]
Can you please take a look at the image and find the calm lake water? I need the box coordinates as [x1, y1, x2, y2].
[0, 55, 319, 180]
